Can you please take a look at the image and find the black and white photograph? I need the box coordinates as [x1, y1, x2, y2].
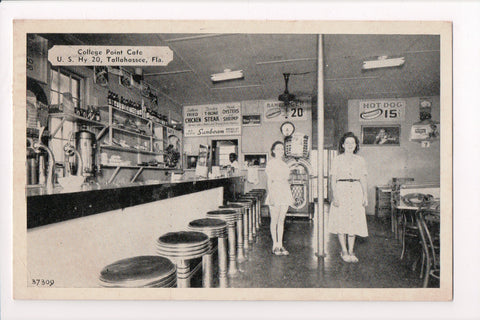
[10, 19, 454, 304]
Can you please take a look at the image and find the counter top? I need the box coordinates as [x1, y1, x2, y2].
[27, 175, 245, 229]
[26, 174, 244, 197]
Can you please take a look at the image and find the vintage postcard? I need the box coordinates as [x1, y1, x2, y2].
[12, 19, 452, 301]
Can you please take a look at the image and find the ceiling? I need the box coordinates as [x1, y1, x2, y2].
[41, 33, 440, 116]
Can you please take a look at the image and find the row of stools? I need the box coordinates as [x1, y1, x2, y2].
[99, 189, 266, 288]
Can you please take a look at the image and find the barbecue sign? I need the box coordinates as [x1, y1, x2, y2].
[359, 99, 405, 122]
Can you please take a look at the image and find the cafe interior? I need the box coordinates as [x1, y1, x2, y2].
[25, 33, 441, 289]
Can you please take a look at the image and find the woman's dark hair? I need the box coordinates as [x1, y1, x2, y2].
[338, 132, 360, 154]
[270, 141, 285, 157]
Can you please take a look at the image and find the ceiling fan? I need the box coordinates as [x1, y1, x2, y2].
[278, 73, 297, 105]
[277, 72, 312, 118]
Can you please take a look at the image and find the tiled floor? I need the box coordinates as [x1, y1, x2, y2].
[225, 208, 428, 288]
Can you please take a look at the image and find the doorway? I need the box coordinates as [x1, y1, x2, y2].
[211, 139, 238, 167]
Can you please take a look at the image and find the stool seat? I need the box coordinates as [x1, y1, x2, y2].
[99, 256, 176, 288]
[231, 199, 253, 205]
[219, 204, 244, 219]
[207, 209, 237, 223]
[188, 218, 227, 238]
[157, 231, 210, 260]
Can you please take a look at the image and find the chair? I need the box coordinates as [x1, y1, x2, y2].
[402, 193, 439, 287]
[99, 255, 177, 288]
[416, 201, 440, 288]
[391, 177, 414, 238]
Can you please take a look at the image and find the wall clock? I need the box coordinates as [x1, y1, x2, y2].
[280, 121, 295, 137]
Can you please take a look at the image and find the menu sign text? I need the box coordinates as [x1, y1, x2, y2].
[184, 103, 242, 137]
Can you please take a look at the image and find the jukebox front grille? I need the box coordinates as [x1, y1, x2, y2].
[290, 184, 306, 208]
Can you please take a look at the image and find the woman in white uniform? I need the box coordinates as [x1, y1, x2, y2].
[265, 141, 294, 256]
[328, 132, 368, 263]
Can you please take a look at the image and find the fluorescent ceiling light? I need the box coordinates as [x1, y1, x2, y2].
[362, 56, 405, 70]
[211, 69, 244, 82]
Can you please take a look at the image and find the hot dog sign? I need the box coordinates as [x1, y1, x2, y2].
[359, 99, 405, 122]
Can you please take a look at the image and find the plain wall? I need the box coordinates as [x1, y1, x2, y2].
[347, 96, 440, 214]
[27, 187, 223, 287]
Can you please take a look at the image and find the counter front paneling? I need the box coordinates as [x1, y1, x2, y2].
[27, 175, 245, 229]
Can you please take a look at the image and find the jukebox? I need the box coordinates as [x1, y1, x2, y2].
[284, 132, 313, 219]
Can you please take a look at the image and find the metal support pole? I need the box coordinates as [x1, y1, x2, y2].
[315, 34, 326, 258]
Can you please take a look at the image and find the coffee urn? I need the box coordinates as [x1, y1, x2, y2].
[75, 127, 97, 177]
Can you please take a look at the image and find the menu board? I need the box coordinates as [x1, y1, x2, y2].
[183, 102, 242, 137]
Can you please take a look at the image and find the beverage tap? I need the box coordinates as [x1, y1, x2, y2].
[27, 127, 56, 192]
[64, 142, 83, 177]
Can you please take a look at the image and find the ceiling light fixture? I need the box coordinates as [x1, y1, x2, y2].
[362, 56, 405, 70]
[210, 69, 244, 82]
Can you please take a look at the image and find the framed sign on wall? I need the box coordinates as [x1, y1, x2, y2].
[361, 125, 401, 146]
[242, 114, 261, 126]
[359, 99, 405, 122]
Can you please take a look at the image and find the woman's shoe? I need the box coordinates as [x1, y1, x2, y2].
[341, 252, 351, 262]
[349, 254, 359, 263]
[273, 248, 283, 256]
[279, 247, 290, 256]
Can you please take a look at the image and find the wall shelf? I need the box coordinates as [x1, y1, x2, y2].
[101, 164, 165, 169]
[111, 126, 152, 139]
[49, 112, 106, 138]
[100, 144, 164, 155]
[98, 105, 148, 121]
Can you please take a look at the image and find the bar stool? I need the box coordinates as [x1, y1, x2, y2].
[250, 188, 267, 210]
[206, 209, 238, 275]
[234, 198, 254, 245]
[99, 255, 177, 288]
[188, 218, 228, 288]
[219, 204, 246, 262]
[227, 199, 252, 251]
[247, 190, 264, 229]
[239, 195, 258, 240]
[156, 231, 210, 288]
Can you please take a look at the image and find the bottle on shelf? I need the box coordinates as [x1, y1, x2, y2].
[95, 107, 101, 122]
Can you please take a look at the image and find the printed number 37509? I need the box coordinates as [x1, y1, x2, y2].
[32, 279, 55, 287]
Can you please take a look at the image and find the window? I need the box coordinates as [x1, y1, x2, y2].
[50, 68, 81, 107]
[49, 68, 83, 168]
